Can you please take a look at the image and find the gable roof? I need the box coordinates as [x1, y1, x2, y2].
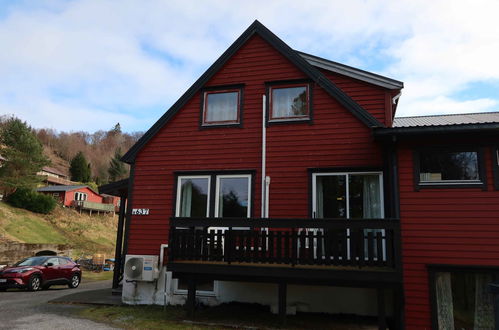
[122, 20, 386, 164]
[37, 185, 98, 194]
[298, 51, 404, 90]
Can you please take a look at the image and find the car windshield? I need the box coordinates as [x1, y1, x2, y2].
[14, 257, 48, 267]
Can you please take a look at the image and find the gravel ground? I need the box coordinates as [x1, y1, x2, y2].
[0, 280, 118, 330]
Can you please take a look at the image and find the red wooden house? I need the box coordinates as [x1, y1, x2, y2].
[113, 21, 499, 329]
[37, 185, 115, 213]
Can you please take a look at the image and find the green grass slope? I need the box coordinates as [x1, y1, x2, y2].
[0, 201, 117, 257]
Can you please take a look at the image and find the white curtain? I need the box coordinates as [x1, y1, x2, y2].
[474, 274, 494, 330]
[206, 92, 238, 122]
[436, 272, 455, 330]
[362, 175, 381, 218]
[316, 177, 323, 218]
[180, 180, 192, 217]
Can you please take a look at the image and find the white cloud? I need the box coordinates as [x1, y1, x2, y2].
[0, 0, 498, 132]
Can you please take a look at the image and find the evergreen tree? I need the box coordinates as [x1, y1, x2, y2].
[108, 148, 126, 182]
[0, 117, 50, 195]
[70, 151, 91, 182]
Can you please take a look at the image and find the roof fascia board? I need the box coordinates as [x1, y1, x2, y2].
[374, 123, 499, 137]
[122, 20, 383, 163]
[298, 52, 404, 90]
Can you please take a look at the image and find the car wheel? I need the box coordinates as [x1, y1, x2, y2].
[27, 275, 41, 291]
[68, 273, 80, 288]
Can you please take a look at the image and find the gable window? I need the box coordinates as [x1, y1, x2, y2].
[201, 86, 242, 127]
[268, 82, 310, 122]
[415, 147, 485, 188]
[74, 192, 87, 201]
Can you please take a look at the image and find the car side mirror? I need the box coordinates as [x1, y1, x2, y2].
[45, 262, 54, 267]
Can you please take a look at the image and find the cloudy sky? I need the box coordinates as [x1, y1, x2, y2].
[1, 0, 498, 133]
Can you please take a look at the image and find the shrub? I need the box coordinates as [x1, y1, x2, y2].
[6, 188, 56, 214]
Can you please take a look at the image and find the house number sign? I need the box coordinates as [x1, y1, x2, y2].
[132, 208, 150, 215]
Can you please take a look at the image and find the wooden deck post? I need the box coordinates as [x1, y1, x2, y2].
[278, 282, 287, 326]
[186, 278, 197, 318]
[377, 288, 387, 330]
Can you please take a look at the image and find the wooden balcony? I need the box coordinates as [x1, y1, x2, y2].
[168, 217, 402, 286]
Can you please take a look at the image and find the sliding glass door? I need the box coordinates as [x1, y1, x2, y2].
[312, 172, 384, 260]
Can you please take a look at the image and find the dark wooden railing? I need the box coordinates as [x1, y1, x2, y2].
[169, 217, 401, 270]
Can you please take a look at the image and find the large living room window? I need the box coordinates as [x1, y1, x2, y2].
[201, 86, 242, 127]
[175, 173, 252, 218]
[415, 147, 485, 188]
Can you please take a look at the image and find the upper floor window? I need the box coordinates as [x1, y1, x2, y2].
[201, 86, 242, 127]
[493, 146, 499, 190]
[415, 147, 485, 188]
[268, 83, 310, 122]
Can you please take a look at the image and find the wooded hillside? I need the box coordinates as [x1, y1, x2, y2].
[35, 123, 142, 184]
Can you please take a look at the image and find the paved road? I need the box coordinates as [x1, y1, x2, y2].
[0, 280, 118, 330]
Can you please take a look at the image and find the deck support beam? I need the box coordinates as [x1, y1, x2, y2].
[278, 282, 287, 326]
[186, 278, 197, 318]
[377, 288, 387, 330]
[112, 194, 127, 289]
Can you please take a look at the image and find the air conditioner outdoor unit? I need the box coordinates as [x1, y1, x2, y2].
[124, 255, 159, 282]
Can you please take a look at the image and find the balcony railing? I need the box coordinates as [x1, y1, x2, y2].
[73, 200, 115, 212]
[169, 217, 401, 270]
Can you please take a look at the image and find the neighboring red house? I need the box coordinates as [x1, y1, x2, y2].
[37, 185, 115, 213]
[114, 21, 499, 329]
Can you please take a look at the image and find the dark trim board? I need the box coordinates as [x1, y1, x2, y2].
[122, 20, 384, 164]
[493, 146, 499, 190]
[168, 263, 402, 287]
[374, 123, 499, 139]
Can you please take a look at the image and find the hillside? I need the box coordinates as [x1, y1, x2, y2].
[0, 201, 117, 258]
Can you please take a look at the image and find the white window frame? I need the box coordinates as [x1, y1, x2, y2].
[173, 278, 219, 297]
[175, 175, 211, 217]
[311, 171, 385, 261]
[74, 192, 87, 201]
[214, 174, 252, 218]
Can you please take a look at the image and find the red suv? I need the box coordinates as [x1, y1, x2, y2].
[0, 256, 82, 291]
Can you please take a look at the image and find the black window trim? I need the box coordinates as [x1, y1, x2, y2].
[172, 170, 256, 218]
[199, 84, 245, 129]
[428, 264, 499, 330]
[265, 79, 313, 126]
[413, 146, 487, 191]
[493, 146, 499, 190]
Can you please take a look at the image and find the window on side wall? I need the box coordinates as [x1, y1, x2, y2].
[415, 148, 485, 189]
[268, 83, 310, 123]
[201, 86, 242, 127]
[431, 268, 497, 329]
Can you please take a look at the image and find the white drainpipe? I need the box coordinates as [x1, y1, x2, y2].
[261, 95, 270, 218]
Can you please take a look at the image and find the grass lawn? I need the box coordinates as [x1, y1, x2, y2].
[80, 303, 378, 329]
[82, 270, 114, 282]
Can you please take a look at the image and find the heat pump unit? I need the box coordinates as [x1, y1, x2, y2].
[124, 255, 159, 281]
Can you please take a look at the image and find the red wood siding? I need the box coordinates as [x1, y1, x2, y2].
[128, 34, 386, 256]
[64, 187, 103, 207]
[320, 69, 392, 126]
[398, 140, 499, 329]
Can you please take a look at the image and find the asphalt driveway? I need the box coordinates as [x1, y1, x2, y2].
[0, 280, 118, 330]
